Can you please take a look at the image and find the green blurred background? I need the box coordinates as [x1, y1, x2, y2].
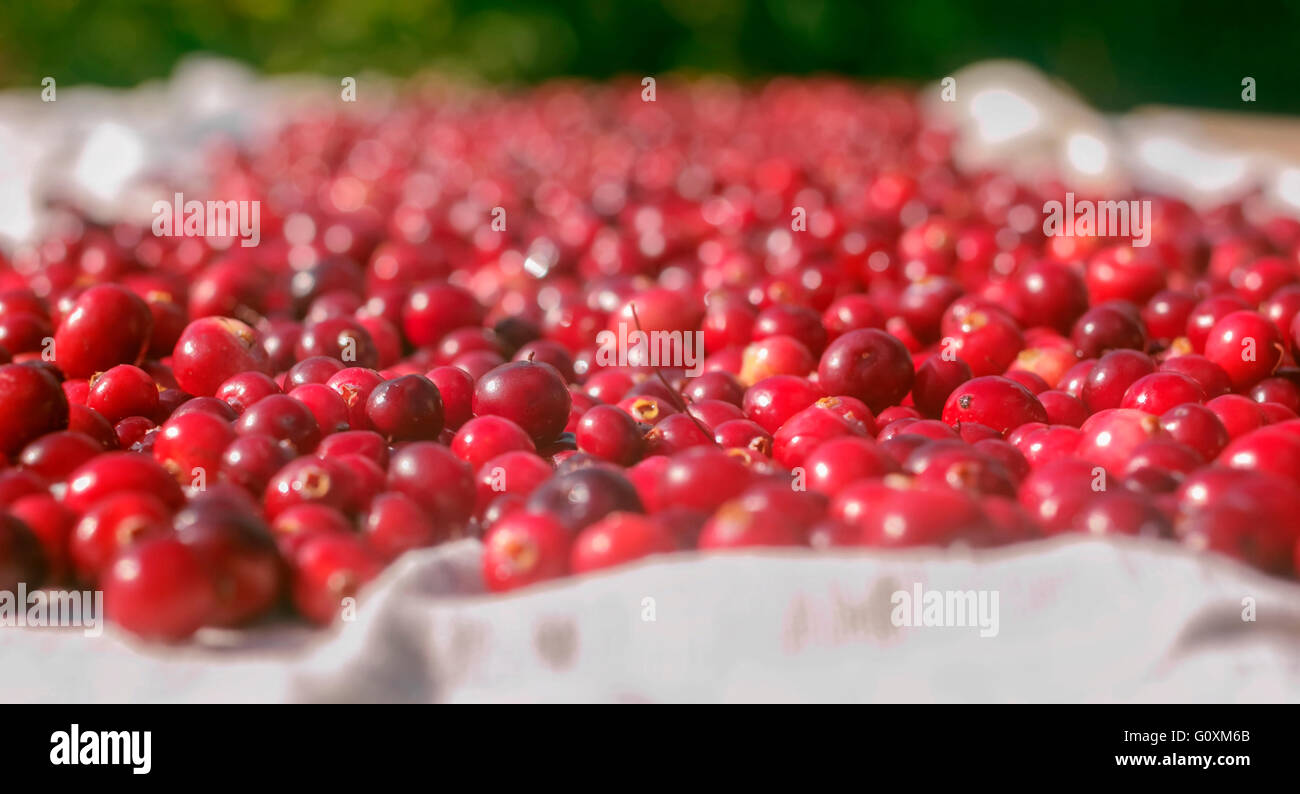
[1, 0, 1295, 112]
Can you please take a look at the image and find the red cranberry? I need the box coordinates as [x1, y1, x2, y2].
[64, 452, 183, 513]
[472, 361, 571, 445]
[236, 394, 321, 453]
[172, 317, 270, 397]
[53, 284, 153, 378]
[221, 434, 295, 495]
[18, 431, 100, 482]
[1159, 403, 1230, 461]
[904, 440, 1016, 496]
[264, 456, 357, 520]
[913, 355, 973, 418]
[643, 412, 714, 455]
[525, 465, 643, 532]
[403, 282, 484, 348]
[1206, 394, 1267, 439]
[576, 404, 644, 465]
[655, 448, 755, 514]
[174, 504, 281, 627]
[698, 485, 822, 549]
[1185, 294, 1251, 353]
[1036, 390, 1088, 427]
[1018, 458, 1099, 534]
[822, 294, 884, 340]
[941, 376, 1048, 435]
[324, 366, 385, 431]
[69, 491, 173, 583]
[213, 372, 280, 416]
[1071, 302, 1147, 358]
[481, 511, 570, 592]
[817, 329, 913, 414]
[712, 418, 773, 456]
[1120, 371, 1205, 415]
[1176, 472, 1299, 574]
[947, 308, 1024, 377]
[571, 512, 674, 573]
[1143, 289, 1198, 343]
[362, 492, 443, 562]
[86, 364, 158, 424]
[772, 403, 868, 468]
[365, 374, 444, 442]
[682, 370, 745, 406]
[103, 536, 216, 641]
[1203, 310, 1284, 391]
[802, 436, 898, 495]
[739, 334, 816, 384]
[286, 356, 346, 388]
[833, 478, 988, 547]
[296, 316, 379, 369]
[387, 442, 476, 531]
[0, 363, 68, 456]
[1159, 354, 1232, 398]
[290, 532, 382, 624]
[474, 450, 553, 517]
[1217, 426, 1300, 484]
[426, 365, 475, 429]
[316, 430, 389, 468]
[1076, 408, 1166, 477]
[1082, 349, 1155, 412]
[0, 514, 46, 591]
[289, 383, 351, 436]
[9, 494, 75, 582]
[452, 415, 536, 470]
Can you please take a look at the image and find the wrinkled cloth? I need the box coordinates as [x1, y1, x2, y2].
[3, 536, 1298, 703]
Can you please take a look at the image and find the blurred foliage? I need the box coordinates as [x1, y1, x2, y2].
[0, 0, 1296, 112]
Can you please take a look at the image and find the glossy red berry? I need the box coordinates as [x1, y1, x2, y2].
[365, 374, 444, 442]
[172, 317, 270, 397]
[817, 329, 913, 413]
[482, 511, 571, 592]
[473, 361, 571, 445]
[53, 284, 153, 379]
[103, 536, 216, 641]
[942, 376, 1048, 435]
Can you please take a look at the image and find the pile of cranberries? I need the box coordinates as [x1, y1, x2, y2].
[2, 78, 1300, 643]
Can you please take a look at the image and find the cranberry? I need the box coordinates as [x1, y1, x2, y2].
[481, 511, 570, 592]
[576, 404, 644, 465]
[1082, 350, 1155, 412]
[213, 374, 279, 418]
[18, 431, 101, 482]
[525, 465, 643, 532]
[263, 455, 358, 521]
[452, 415, 536, 470]
[1018, 458, 1099, 534]
[472, 361, 571, 445]
[403, 282, 484, 348]
[53, 284, 153, 378]
[1071, 302, 1147, 358]
[1120, 371, 1205, 415]
[270, 503, 353, 555]
[9, 494, 75, 582]
[325, 366, 385, 431]
[288, 383, 350, 436]
[0, 363, 68, 456]
[1185, 294, 1250, 353]
[682, 370, 745, 406]
[365, 374, 444, 442]
[290, 532, 382, 624]
[905, 440, 1017, 496]
[0, 514, 46, 591]
[698, 485, 822, 549]
[64, 452, 184, 513]
[772, 403, 868, 468]
[1159, 403, 1230, 461]
[947, 308, 1025, 377]
[571, 512, 675, 573]
[942, 376, 1048, 435]
[739, 334, 816, 384]
[1143, 289, 1198, 343]
[802, 436, 898, 495]
[115, 416, 156, 450]
[221, 434, 295, 496]
[833, 478, 988, 547]
[153, 410, 235, 484]
[1205, 394, 1267, 439]
[316, 430, 389, 468]
[1203, 310, 1284, 391]
[362, 492, 444, 562]
[818, 329, 913, 413]
[1159, 354, 1232, 398]
[643, 412, 715, 455]
[296, 316, 379, 369]
[103, 536, 216, 641]
[913, 355, 973, 418]
[387, 442, 476, 531]
[1217, 426, 1300, 484]
[174, 504, 281, 627]
[1037, 390, 1088, 427]
[172, 317, 271, 398]
[286, 356, 346, 389]
[84, 365, 158, 424]
[1076, 408, 1167, 477]
[426, 365, 475, 429]
[1250, 377, 1300, 414]
[69, 491, 173, 583]
[236, 394, 321, 453]
[1176, 472, 1299, 574]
